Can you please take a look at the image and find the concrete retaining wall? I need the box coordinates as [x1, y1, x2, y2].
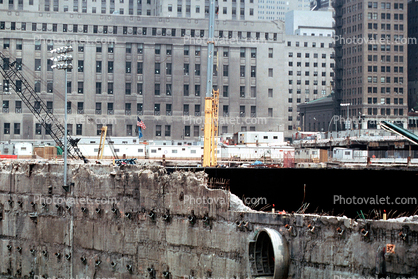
[0, 162, 417, 278]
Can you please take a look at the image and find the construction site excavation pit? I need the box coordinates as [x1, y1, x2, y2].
[0, 161, 418, 278]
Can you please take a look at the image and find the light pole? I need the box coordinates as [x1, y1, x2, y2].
[340, 103, 351, 130]
[50, 45, 74, 278]
[50, 46, 73, 189]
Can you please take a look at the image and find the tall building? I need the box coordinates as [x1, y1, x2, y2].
[311, 0, 333, 11]
[257, 0, 311, 21]
[0, 10, 294, 141]
[285, 10, 334, 36]
[0, 0, 310, 21]
[284, 10, 336, 132]
[408, 0, 418, 114]
[334, 0, 409, 129]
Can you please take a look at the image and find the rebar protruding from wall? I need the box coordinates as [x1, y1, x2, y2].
[203, 215, 210, 226]
[126, 264, 133, 272]
[162, 209, 170, 222]
[361, 228, 369, 237]
[80, 256, 87, 264]
[307, 224, 315, 233]
[148, 210, 155, 221]
[188, 210, 196, 225]
[147, 267, 156, 278]
[336, 227, 344, 236]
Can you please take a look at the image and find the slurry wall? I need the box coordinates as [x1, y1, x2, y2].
[0, 162, 417, 279]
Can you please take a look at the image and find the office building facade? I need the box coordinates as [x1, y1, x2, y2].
[334, 0, 409, 129]
[0, 10, 294, 141]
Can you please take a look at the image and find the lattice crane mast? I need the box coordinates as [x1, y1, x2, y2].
[203, 0, 220, 167]
[0, 51, 88, 162]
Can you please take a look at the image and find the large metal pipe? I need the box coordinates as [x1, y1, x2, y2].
[249, 228, 290, 279]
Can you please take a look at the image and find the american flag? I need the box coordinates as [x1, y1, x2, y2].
[137, 117, 146, 130]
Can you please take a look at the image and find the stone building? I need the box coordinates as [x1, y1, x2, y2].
[0, 6, 335, 141]
[334, 0, 409, 129]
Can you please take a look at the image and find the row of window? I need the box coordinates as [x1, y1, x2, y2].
[2, 100, 274, 119]
[366, 108, 404, 116]
[0, 21, 279, 42]
[2, 78, 266, 98]
[366, 76, 404, 84]
[367, 12, 405, 21]
[287, 41, 333, 48]
[367, 2, 404, 10]
[367, 97, 404, 105]
[288, 71, 334, 77]
[367, 23, 404, 30]
[288, 89, 329, 95]
[367, 65, 404, 73]
[289, 80, 333, 86]
[288, 62, 335, 68]
[367, 87, 404, 94]
[288, 52, 333, 59]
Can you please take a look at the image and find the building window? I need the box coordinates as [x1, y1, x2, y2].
[223, 86, 228, 97]
[195, 64, 200, 76]
[137, 83, 142, 95]
[155, 84, 160, 95]
[77, 82, 83, 94]
[155, 63, 160, 74]
[96, 61, 102, 73]
[165, 125, 171, 137]
[125, 83, 131, 95]
[195, 85, 200, 96]
[184, 126, 190, 137]
[4, 123, 10, 134]
[165, 63, 171, 75]
[166, 84, 172, 95]
[96, 82, 102, 94]
[240, 86, 245, 98]
[126, 62, 131, 73]
[251, 66, 256, 77]
[184, 84, 189, 96]
[223, 65, 228, 77]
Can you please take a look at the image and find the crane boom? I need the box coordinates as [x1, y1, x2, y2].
[0, 51, 88, 162]
[203, 0, 219, 167]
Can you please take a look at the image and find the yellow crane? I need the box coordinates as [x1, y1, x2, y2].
[97, 126, 119, 160]
[202, 0, 219, 167]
